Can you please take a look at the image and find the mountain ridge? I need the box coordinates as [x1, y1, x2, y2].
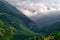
[0, 0, 39, 33]
[0, 0, 40, 40]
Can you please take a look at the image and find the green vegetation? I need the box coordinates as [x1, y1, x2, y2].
[44, 32, 60, 40]
[0, 20, 35, 40]
[0, 0, 36, 40]
[26, 32, 60, 40]
[0, 0, 60, 40]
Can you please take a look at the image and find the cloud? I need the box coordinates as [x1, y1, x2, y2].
[16, 1, 60, 18]
[57, 7, 60, 11]
[5, 0, 60, 18]
[17, 7, 37, 17]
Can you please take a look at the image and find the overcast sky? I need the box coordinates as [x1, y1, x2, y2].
[5, 0, 60, 19]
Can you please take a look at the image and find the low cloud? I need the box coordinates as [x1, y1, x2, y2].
[16, 2, 60, 17]
[5, 0, 60, 17]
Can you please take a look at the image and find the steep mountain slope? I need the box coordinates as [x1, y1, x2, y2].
[0, 0, 39, 32]
[0, 0, 40, 40]
[0, 19, 35, 40]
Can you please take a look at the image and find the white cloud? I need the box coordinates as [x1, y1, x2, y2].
[17, 7, 37, 17]
[49, 8, 57, 11]
[57, 7, 60, 11]
[20, 9, 36, 17]
[16, 1, 60, 17]
[5, 0, 60, 17]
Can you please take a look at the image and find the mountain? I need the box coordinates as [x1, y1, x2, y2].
[0, 0, 39, 40]
[33, 11, 60, 28]
[40, 21, 60, 35]
[0, 0, 39, 32]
